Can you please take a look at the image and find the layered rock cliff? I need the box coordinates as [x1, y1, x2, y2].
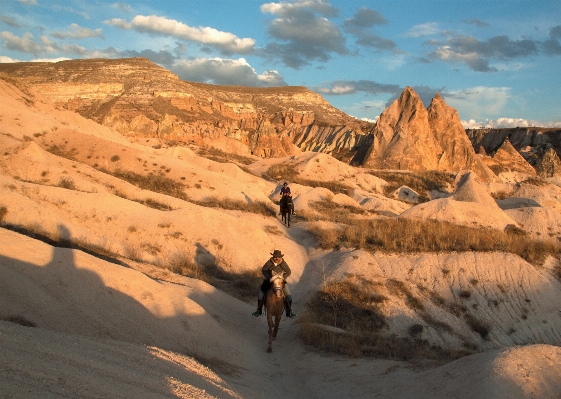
[0, 57, 374, 159]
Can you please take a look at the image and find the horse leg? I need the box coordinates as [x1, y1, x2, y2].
[267, 313, 273, 353]
[273, 312, 281, 338]
[287, 211, 290, 227]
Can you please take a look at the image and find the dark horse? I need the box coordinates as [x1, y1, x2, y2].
[265, 270, 285, 352]
[280, 195, 293, 227]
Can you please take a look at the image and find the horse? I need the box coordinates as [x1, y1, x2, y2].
[280, 195, 293, 227]
[265, 270, 285, 353]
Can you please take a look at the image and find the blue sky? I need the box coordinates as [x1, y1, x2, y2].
[1, 0, 560, 128]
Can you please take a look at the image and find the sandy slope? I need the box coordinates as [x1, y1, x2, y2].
[2, 228, 561, 399]
[2, 76, 561, 398]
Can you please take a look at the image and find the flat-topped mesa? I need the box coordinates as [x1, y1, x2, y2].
[0, 57, 372, 159]
[361, 87, 494, 181]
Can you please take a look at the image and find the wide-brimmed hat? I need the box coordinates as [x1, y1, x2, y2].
[271, 250, 284, 258]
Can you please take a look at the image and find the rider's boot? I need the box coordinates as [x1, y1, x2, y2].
[252, 299, 263, 317]
[285, 298, 296, 318]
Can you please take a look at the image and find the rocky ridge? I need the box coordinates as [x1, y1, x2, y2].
[0, 58, 547, 180]
[0, 57, 373, 160]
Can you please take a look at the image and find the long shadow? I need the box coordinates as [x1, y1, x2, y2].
[0, 225, 242, 398]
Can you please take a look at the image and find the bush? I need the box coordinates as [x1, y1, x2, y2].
[110, 155, 120, 162]
[0, 206, 7, 224]
[58, 176, 76, 190]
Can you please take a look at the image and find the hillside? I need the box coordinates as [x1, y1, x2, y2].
[1, 68, 561, 398]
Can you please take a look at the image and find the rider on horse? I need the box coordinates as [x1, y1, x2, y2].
[278, 182, 296, 216]
[252, 249, 297, 318]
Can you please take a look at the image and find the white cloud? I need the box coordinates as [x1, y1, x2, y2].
[0, 31, 44, 54]
[443, 86, 510, 119]
[30, 57, 71, 62]
[404, 22, 440, 38]
[104, 15, 255, 54]
[51, 23, 105, 40]
[317, 84, 355, 94]
[0, 55, 23, 63]
[172, 57, 286, 87]
[18, 0, 37, 4]
[462, 118, 561, 129]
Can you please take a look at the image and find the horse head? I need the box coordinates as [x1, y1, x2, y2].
[269, 270, 285, 298]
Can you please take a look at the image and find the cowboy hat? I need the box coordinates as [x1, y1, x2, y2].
[270, 250, 284, 258]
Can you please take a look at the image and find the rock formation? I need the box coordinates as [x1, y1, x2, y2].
[0, 57, 374, 159]
[466, 127, 561, 168]
[535, 147, 561, 177]
[359, 87, 494, 181]
[491, 138, 536, 175]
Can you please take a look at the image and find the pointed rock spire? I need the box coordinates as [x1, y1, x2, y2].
[493, 138, 536, 175]
[362, 87, 495, 181]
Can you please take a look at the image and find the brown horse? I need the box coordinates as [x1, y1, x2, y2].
[266, 270, 285, 353]
[280, 195, 293, 228]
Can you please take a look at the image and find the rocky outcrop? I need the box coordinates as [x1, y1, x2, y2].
[0, 58, 374, 159]
[535, 148, 561, 177]
[492, 138, 536, 175]
[361, 87, 442, 170]
[427, 94, 495, 181]
[466, 127, 561, 167]
[360, 87, 494, 181]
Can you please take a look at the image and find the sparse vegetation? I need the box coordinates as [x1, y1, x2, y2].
[307, 217, 561, 266]
[166, 251, 262, 303]
[110, 155, 120, 162]
[104, 169, 188, 200]
[300, 275, 472, 360]
[523, 177, 547, 186]
[368, 170, 454, 199]
[189, 197, 276, 217]
[193, 146, 256, 165]
[464, 314, 490, 340]
[58, 176, 76, 190]
[263, 164, 351, 194]
[0, 206, 7, 224]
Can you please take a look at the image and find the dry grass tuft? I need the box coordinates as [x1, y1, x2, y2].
[58, 176, 76, 190]
[368, 170, 454, 199]
[107, 169, 188, 200]
[194, 146, 256, 165]
[166, 251, 262, 303]
[189, 197, 276, 217]
[308, 217, 560, 266]
[300, 275, 472, 360]
[0, 206, 7, 224]
[263, 164, 351, 194]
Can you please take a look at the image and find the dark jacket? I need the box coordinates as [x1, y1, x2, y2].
[261, 258, 291, 280]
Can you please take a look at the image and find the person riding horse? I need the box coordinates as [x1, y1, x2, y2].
[252, 250, 296, 318]
[278, 182, 296, 216]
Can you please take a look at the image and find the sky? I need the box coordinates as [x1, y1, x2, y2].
[1, 0, 560, 128]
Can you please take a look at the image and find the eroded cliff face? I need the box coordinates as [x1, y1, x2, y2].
[0, 57, 373, 159]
